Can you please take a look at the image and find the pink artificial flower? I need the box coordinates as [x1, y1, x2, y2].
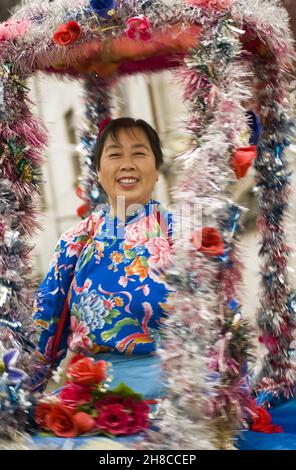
[0, 19, 29, 42]
[127, 409, 150, 434]
[145, 237, 172, 270]
[59, 383, 92, 409]
[95, 395, 122, 411]
[125, 15, 152, 41]
[96, 404, 130, 435]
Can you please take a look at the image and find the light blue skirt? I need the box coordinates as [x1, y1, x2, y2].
[95, 352, 165, 399]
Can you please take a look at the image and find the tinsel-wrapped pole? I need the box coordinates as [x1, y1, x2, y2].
[76, 74, 111, 217]
[142, 4, 254, 450]
[0, 62, 47, 438]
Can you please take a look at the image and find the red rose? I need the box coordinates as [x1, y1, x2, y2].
[35, 402, 53, 430]
[53, 21, 81, 46]
[67, 357, 107, 386]
[72, 412, 96, 434]
[95, 394, 122, 411]
[96, 404, 130, 436]
[127, 410, 150, 434]
[47, 404, 78, 438]
[191, 227, 224, 256]
[59, 383, 92, 409]
[68, 352, 86, 367]
[231, 145, 256, 179]
[122, 398, 151, 415]
[250, 405, 283, 434]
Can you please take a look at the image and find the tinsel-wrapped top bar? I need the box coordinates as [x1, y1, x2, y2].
[0, 0, 293, 79]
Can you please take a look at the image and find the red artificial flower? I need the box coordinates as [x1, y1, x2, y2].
[35, 402, 53, 430]
[258, 334, 279, 354]
[127, 409, 150, 434]
[95, 394, 122, 411]
[191, 227, 224, 256]
[122, 397, 150, 415]
[53, 21, 82, 46]
[250, 404, 283, 434]
[126, 15, 152, 41]
[72, 412, 96, 434]
[68, 352, 87, 367]
[67, 357, 107, 386]
[46, 404, 78, 438]
[59, 382, 92, 409]
[231, 145, 256, 179]
[96, 403, 130, 435]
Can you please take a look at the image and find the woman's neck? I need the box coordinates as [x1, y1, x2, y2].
[109, 197, 153, 220]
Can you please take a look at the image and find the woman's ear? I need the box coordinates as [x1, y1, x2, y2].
[156, 170, 160, 182]
[97, 171, 101, 184]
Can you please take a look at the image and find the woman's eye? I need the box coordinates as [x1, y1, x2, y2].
[134, 153, 145, 157]
[109, 154, 121, 158]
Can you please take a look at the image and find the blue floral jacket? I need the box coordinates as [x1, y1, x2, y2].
[32, 199, 175, 368]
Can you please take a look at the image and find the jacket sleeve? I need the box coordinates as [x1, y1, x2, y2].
[31, 215, 95, 386]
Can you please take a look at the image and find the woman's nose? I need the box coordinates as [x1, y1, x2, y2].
[119, 156, 136, 170]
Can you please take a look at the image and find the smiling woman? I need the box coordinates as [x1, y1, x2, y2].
[95, 117, 162, 217]
[31, 116, 175, 401]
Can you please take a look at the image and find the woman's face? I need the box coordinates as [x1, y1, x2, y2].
[98, 126, 159, 213]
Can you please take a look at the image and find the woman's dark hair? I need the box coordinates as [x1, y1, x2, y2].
[94, 117, 163, 171]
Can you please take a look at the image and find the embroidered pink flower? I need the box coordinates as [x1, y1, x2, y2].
[0, 19, 29, 42]
[103, 298, 114, 310]
[124, 215, 157, 248]
[119, 276, 128, 288]
[118, 275, 135, 288]
[146, 237, 172, 270]
[68, 316, 93, 351]
[135, 284, 150, 296]
[62, 217, 93, 243]
[125, 15, 152, 41]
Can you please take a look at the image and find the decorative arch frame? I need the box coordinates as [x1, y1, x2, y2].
[0, 0, 295, 449]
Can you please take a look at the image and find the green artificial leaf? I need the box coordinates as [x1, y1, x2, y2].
[109, 382, 143, 401]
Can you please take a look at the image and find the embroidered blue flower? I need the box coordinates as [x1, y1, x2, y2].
[89, 0, 117, 19]
[74, 290, 107, 331]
